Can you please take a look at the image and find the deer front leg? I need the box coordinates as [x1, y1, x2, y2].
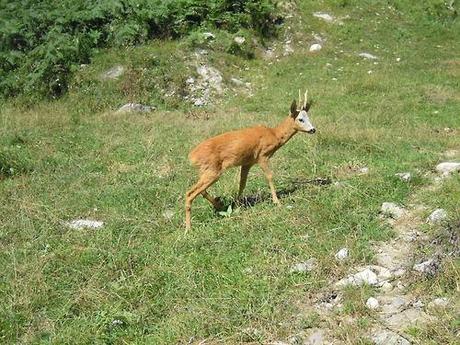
[259, 160, 280, 205]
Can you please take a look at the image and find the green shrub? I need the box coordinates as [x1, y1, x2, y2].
[0, 0, 278, 100]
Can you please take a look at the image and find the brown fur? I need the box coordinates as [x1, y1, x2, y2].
[185, 100, 311, 230]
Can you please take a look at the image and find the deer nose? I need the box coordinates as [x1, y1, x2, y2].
[308, 128, 316, 134]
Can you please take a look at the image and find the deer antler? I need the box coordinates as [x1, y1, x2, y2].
[298, 89, 301, 109]
[304, 89, 308, 108]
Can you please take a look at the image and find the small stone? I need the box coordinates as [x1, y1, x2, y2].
[426, 208, 448, 224]
[367, 70, 373, 74]
[111, 319, 124, 326]
[359, 52, 378, 60]
[66, 219, 104, 230]
[396, 57, 401, 62]
[313, 12, 335, 22]
[101, 65, 125, 80]
[116, 103, 155, 114]
[230, 77, 245, 86]
[428, 297, 449, 308]
[186, 77, 195, 84]
[395, 172, 411, 182]
[193, 98, 206, 107]
[309, 43, 322, 52]
[335, 248, 349, 261]
[436, 162, 460, 175]
[162, 210, 174, 220]
[412, 300, 424, 309]
[234, 36, 246, 44]
[290, 258, 317, 273]
[203, 32, 215, 40]
[381, 202, 405, 219]
[380, 282, 393, 292]
[366, 297, 379, 309]
[359, 167, 369, 174]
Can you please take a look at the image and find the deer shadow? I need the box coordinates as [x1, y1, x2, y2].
[214, 177, 332, 211]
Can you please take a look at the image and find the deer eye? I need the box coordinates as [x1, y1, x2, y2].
[298, 118, 304, 123]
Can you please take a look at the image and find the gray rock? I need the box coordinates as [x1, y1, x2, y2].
[380, 281, 393, 292]
[309, 43, 322, 52]
[413, 258, 439, 275]
[426, 208, 448, 224]
[313, 12, 335, 22]
[290, 258, 317, 273]
[305, 329, 324, 345]
[436, 162, 460, 175]
[101, 65, 124, 80]
[359, 52, 378, 60]
[335, 247, 349, 261]
[66, 219, 104, 230]
[193, 98, 207, 107]
[380, 295, 408, 314]
[395, 172, 412, 182]
[383, 308, 433, 329]
[381, 202, 405, 219]
[116, 103, 155, 114]
[372, 330, 410, 345]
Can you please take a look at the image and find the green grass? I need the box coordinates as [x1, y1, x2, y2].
[1, 1, 459, 343]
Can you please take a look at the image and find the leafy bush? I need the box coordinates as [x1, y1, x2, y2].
[0, 0, 278, 100]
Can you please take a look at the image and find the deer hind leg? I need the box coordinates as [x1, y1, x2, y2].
[185, 171, 221, 231]
[238, 165, 251, 198]
[259, 160, 280, 205]
[201, 190, 224, 210]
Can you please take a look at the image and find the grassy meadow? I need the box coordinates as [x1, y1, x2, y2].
[1, 1, 459, 344]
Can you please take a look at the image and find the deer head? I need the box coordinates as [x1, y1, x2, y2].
[290, 90, 315, 134]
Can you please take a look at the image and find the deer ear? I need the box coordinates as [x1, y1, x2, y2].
[290, 99, 297, 117]
[304, 100, 313, 112]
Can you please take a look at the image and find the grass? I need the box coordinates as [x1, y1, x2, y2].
[1, 1, 459, 343]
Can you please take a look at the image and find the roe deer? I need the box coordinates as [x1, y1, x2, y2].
[185, 90, 316, 230]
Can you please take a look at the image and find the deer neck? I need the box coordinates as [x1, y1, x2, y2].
[273, 116, 297, 147]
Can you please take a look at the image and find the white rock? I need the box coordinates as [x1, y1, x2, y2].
[290, 258, 317, 273]
[436, 162, 460, 175]
[309, 43, 322, 52]
[313, 12, 335, 22]
[66, 219, 104, 230]
[186, 77, 195, 84]
[413, 300, 424, 309]
[336, 268, 378, 287]
[234, 36, 246, 44]
[335, 248, 349, 261]
[381, 202, 405, 219]
[396, 57, 401, 62]
[203, 32, 215, 40]
[196, 65, 223, 93]
[426, 208, 448, 224]
[372, 330, 410, 345]
[395, 172, 412, 182]
[366, 297, 380, 309]
[359, 52, 378, 60]
[116, 103, 155, 114]
[428, 297, 449, 308]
